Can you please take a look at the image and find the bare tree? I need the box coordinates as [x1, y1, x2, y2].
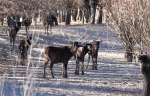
[63, 0, 78, 25]
[74, 0, 92, 24]
[105, 0, 150, 62]
[96, 0, 105, 24]
[90, 0, 99, 24]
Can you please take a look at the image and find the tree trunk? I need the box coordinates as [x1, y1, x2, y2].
[73, 9, 77, 21]
[74, 9, 78, 21]
[97, 10, 102, 24]
[82, 10, 85, 24]
[58, 10, 62, 23]
[1, 14, 4, 26]
[125, 45, 133, 62]
[62, 10, 65, 22]
[85, 9, 90, 23]
[91, 7, 96, 24]
[76, 7, 83, 21]
[65, 10, 71, 25]
[126, 52, 133, 62]
[79, 9, 82, 21]
[54, 18, 58, 25]
[53, 10, 58, 25]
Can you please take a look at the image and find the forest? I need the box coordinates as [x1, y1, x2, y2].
[0, 0, 150, 96]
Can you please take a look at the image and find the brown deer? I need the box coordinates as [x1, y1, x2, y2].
[74, 43, 92, 75]
[22, 15, 32, 37]
[42, 14, 57, 35]
[138, 53, 150, 96]
[43, 26, 89, 78]
[18, 37, 32, 65]
[7, 14, 27, 51]
[86, 40, 102, 70]
[7, 15, 21, 51]
[43, 41, 78, 78]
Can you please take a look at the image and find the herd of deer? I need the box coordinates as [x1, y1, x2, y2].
[6, 13, 102, 79]
[5, 13, 150, 95]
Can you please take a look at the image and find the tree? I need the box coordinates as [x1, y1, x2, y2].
[90, 0, 99, 24]
[105, 0, 150, 62]
[63, 0, 78, 25]
[96, 0, 105, 24]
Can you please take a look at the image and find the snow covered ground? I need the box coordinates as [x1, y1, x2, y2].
[0, 24, 143, 96]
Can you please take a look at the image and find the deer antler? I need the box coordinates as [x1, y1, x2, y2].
[60, 26, 72, 42]
[95, 30, 99, 40]
[10, 13, 28, 22]
[76, 26, 87, 42]
[10, 17, 17, 22]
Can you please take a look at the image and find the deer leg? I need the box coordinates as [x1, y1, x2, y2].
[92, 57, 95, 70]
[92, 58, 97, 70]
[27, 26, 29, 38]
[45, 26, 46, 34]
[28, 26, 29, 32]
[28, 26, 30, 37]
[43, 58, 49, 78]
[10, 38, 12, 51]
[95, 58, 98, 70]
[50, 26, 52, 34]
[50, 62, 55, 78]
[63, 62, 68, 78]
[75, 60, 79, 75]
[77, 62, 80, 75]
[86, 53, 91, 69]
[47, 25, 49, 35]
[6, 27, 8, 35]
[81, 60, 84, 75]
[22, 54, 25, 65]
[25, 48, 28, 59]
[12, 37, 15, 51]
[62, 63, 65, 77]
[21, 54, 24, 66]
[25, 26, 27, 35]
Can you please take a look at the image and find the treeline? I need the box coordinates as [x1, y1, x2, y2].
[0, 0, 106, 25]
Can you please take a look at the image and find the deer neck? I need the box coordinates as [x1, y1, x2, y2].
[69, 45, 76, 55]
[141, 63, 150, 96]
[143, 75, 150, 96]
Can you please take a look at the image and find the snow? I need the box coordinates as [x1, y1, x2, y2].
[0, 24, 143, 96]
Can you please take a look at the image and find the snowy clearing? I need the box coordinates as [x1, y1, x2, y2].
[0, 25, 143, 96]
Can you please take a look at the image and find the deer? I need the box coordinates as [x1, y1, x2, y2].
[22, 14, 32, 37]
[18, 37, 32, 65]
[7, 14, 28, 51]
[138, 52, 150, 96]
[7, 15, 23, 51]
[43, 41, 79, 78]
[43, 27, 87, 78]
[74, 42, 92, 75]
[42, 14, 57, 35]
[86, 40, 102, 70]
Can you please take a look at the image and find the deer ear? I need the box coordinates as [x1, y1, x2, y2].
[29, 36, 32, 40]
[83, 42, 87, 44]
[70, 41, 73, 44]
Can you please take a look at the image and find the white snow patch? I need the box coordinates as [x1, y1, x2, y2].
[99, 52, 124, 59]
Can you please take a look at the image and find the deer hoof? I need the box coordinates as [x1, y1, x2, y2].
[75, 71, 77, 74]
[62, 75, 68, 78]
[43, 75, 46, 78]
[92, 67, 94, 70]
[82, 72, 84, 75]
